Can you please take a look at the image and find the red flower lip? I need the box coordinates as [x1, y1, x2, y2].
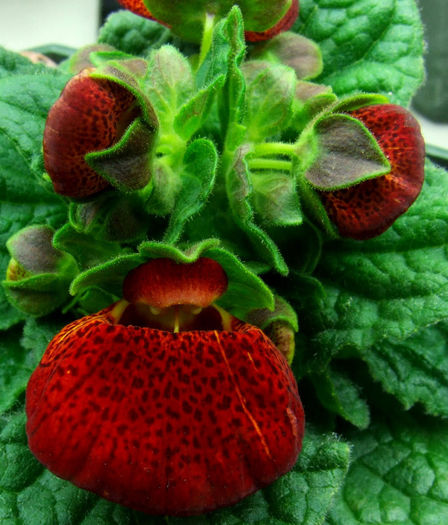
[25, 302, 305, 516]
[123, 257, 228, 309]
[43, 69, 139, 198]
[319, 104, 425, 239]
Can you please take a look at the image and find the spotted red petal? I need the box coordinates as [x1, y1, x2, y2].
[245, 0, 299, 42]
[43, 69, 139, 198]
[26, 304, 304, 516]
[123, 258, 228, 308]
[319, 104, 425, 239]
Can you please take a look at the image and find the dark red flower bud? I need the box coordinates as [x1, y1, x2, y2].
[43, 69, 139, 198]
[116, 0, 156, 20]
[245, 0, 299, 42]
[318, 104, 425, 239]
[26, 259, 304, 515]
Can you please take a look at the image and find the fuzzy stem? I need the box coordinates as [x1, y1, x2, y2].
[253, 142, 297, 157]
[197, 13, 216, 71]
[248, 158, 292, 172]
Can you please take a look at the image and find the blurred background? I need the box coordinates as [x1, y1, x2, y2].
[0, 0, 446, 166]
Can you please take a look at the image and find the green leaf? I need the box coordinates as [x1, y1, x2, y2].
[303, 113, 391, 191]
[296, 0, 424, 106]
[311, 364, 370, 429]
[163, 139, 218, 243]
[361, 321, 448, 417]
[243, 63, 296, 142]
[0, 51, 70, 329]
[98, 10, 171, 58]
[290, 161, 448, 371]
[174, 7, 245, 141]
[146, 45, 195, 128]
[0, 318, 64, 415]
[326, 411, 448, 525]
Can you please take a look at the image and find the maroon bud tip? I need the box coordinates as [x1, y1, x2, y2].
[245, 0, 299, 42]
[116, 0, 156, 20]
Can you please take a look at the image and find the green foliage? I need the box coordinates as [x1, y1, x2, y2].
[2, 2, 446, 524]
[326, 410, 448, 525]
[296, 0, 424, 106]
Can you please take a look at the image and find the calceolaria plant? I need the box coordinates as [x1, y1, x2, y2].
[2, 0, 448, 523]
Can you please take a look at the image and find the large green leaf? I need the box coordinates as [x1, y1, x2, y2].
[326, 411, 448, 525]
[0, 49, 70, 330]
[296, 0, 424, 106]
[290, 161, 448, 373]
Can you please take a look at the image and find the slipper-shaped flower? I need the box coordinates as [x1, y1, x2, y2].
[26, 258, 304, 516]
[317, 104, 425, 239]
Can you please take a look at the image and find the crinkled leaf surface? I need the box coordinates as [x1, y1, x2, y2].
[326, 411, 448, 525]
[98, 10, 171, 58]
[362, 321, 448, 417]
[0, 412, 349, 525]
[290, 161, 448, 373]
[0, 49, 70, 330]
[295, 0, 424, 106]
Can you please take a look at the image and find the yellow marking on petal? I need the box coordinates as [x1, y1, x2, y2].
[213, 331, 274, 463]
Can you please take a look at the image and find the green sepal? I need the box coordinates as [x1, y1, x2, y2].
[98, 10, 171, 58]
[91, 60, 158, 130]
[332, 92, 389, 113]
[246, 295, 298, 363]
[2, 275, 71, 317]
[3, 226, 78, 317]
[144, 0, 292, 42]
[243, 62, 296, 142]
[69, 192, 150, 243]
[311, 364, 370, 429]
[250, 32, 323, 81]
[5, 226, 75, 278]
[163, 138, 218, 243]
[302, 113, 391, 191]
[226, 146, 289, 274]
[290, 81, 337, 132]
[69, 253, 144, 297]
[69, 286, 119, 316]
[247, 294, 298, 331]
[293, 158, 339, 239]
[251, 171, 303, 227]
[66, 43, 116, 74]
[145, 45, 195, 129]
[86, 117, 156, 193]
[53, 224, 122, 270]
